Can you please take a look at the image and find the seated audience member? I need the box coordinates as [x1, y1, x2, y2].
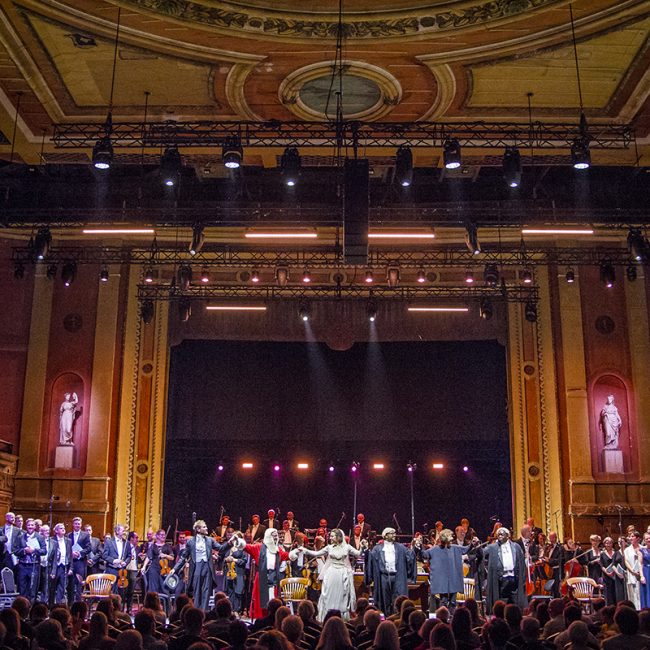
[251, 599, 284, 633]
[372, 621, 400, 650]
[281, 615, 305, 650]
[134, 609, 167, 650]
[601, 606, 649, 650]
[0, 608, 29, 650]
[314, 618, 354, 650]
[78, 612, 116, 650]
[35, 619, 74, 650]
[430, 624, 456, 650]
[168, 607, 206, 650]
[10, 599, 33, 641]
[115, 630, 144, 650]
[450, 607, 480, 650]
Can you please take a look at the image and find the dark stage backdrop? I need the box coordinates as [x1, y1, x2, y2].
[163, 340, 511, 538]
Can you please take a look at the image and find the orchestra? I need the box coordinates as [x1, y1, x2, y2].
[1, 507, 649, 621]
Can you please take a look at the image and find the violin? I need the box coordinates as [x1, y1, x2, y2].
[160, 558, 171, 576]
[117, 568, 129, 589]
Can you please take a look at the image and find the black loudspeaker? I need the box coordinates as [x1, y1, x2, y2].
[343, 158, 369, 265]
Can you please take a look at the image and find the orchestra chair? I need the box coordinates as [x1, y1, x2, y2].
[81, 573, 117, 613]
[280, 577, 309, 613]
[455, 577, 476, 607]
[0, 568, 19, 608]
[566, 577, 600, 613]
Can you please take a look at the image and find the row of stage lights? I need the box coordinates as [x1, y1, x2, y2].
[215, 461, 470, 473]
[92, 138, 591, 189]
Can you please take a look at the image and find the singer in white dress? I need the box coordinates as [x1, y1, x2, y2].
[299, 528, 366, 622]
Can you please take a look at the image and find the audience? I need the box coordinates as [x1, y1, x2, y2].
[371, 621, 399, 650]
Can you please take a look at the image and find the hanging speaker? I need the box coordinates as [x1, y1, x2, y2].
[343, 158, 369, 266]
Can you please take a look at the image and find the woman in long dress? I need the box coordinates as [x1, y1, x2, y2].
[640, 532, 650, 608]
[600, 536, 625, 605]
[300, 528, 365, 622]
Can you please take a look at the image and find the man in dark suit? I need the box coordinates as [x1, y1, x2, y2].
[1, 511, 19, 575]
[263, 509, 279, 530]
[356, 514, 372, 539]
[13, 517, 46, 602]
[286, 511, 300, 530]
[246, 515, 266, 542]
[47, 523, 73, 605]
[67, 516, 91, 602]
[214, 515, 234, 541]
[224, 546, 247, 613]
[102, 523, 130, 592]
[484, 527, 528, 614]
[542, 531, 562, 598]
[170, 518, 234, 611]
[83, 523, 102, 575]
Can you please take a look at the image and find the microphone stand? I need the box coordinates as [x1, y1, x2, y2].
[393, 513, 402, 535]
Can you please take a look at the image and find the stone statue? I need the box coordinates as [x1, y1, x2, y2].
[599, 394, 622, 449]
[59, 392, 79, 446]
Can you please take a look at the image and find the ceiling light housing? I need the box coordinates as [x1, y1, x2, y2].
[92, 136, 113, 170]
[443, 138, 461, 169]
[222, 136, 243, 169]
[281, 146, 301, 187]
[503, 147, 522, 188]
[160, 145, 182, 186]
[395, 146, 413, 187]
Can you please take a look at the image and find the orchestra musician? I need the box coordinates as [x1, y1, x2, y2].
[123, 531, 140, 614]
[286, 512, 300, 530]
[280, 520, 297, 550]
[539, 531, 562, 598]
[600, 536, 625, 605]
[586, 534, 603, 583]
[356, 514, 372, 539]
[247, 515, 266, 542]
[141, 529, 174, 596]
[351, 525, 364, 551]
[623, 530, 642, 609]
[214, 516, 234, 541]
[263, 510, 280, 530]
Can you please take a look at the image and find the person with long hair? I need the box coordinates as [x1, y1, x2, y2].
[299, 528, 364, 622]
[370, 621, 399, 650]
[315, 617, 354, 650]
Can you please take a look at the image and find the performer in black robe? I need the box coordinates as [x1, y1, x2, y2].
[484, 527, 528, 613]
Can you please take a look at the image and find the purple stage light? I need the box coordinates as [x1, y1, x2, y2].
[407, 465, 413, 472]
[217, 464, 224, 471]
[351, 465, 357, 473]
[328, 466, 335, 472]
[463, 465, 469, 472]
[273, 464, 280, 472]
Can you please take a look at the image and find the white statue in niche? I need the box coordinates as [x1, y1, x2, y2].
[599, 394, 622, 450]
[59, 392, 79, 445]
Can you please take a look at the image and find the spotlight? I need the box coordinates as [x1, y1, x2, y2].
[387, 266, 400, 288]
[281, 146, 301, 187]
[463, 465, 469, 472]
[443, 138, 461, 169]
[328, 465, 335, 472]
[626, 264, 637, 282]
[407, 462, 416, 473]
[416, 269, 426, 283]
[251, 269, 260, 283]
[373, 463, 385, 470]
[217, 464, 224, 472]
[521, 268, 533, 284]
[46, 264, 57, 280]
[144, 267, 154, 283]
[140, 299, 154, 324]
[465, 269, 474, 284]
[302, 269, 311, 284]
[627, 229, 647, 262]
[479, 298, 493, 320]
[525, 301, 537, 322]
[600, 261, 615, 288]
[33, 227, 52, 260]
[61, 261, 77, 287]
[298, 303, 310, 322]
[395, 146, 413, 187]
[92, 136, 113, 170]
[351, 462, 359, 473]
[14, 263, 25, 280]
[273, 464, 281, 472]
[432, 463, 444, 470]
[242, 462, 253, 469]
[484, 264, 499, 287]
[200, 268, 210, 283]
[571, 137, 590, 170]
[367, 301, 378, 322]
[565, 267, 575, 283]
[189, 224, 205, 255]
[222, 136, 243, 169]
[275, 267, 288, 287]
[160, 145, 181, 186]
[100, 267, 109, 282]
[465, 222, 481, 255]
[178, 265, 192, 291]
[364, 269, 374, 284]
[503, 147, 522, 188]
[178, 299, 192, 322]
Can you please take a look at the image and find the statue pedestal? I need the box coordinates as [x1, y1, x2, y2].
[602, 448, 624, 474]
[54, 445, 74, 469]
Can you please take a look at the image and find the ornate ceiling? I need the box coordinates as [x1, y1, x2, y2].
[0, 0, 648, 165]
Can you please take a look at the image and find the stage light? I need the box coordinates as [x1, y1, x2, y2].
[297, 463, 309, 470]
[407, 307, 469, 313]
[387, 267, 400, 288]
[223, 136, 243, 169]
[465, 269, 474, 284]
[626, 264, 637, 282]
[373, 463, 385, 470]
[82, 228, 155, 235]
[407, 463, 415, 473]
[14, 263, 24, 280]
[521, 268, 533, 284]
[463, 465, 469, 472]
[465, 222, 481, 255]
[484, 264, 499, 287]
[242, 462, 254, 469]
[503, 147, 522, 188]
[200, 268, 210, 283]
[571, 137, 590, 170]
[600, 261, 615, 288]
[328, 465, 335, 472]
[627, 229, 647, 262]
[273, 464, 280, 472]
[33, 227, 52, 260]
[245, 230, 317, 239]
[432, 463, 444, 469]
[61, 261, 77, 287]
[522, 228, 594, 235]
[160, 145, 181, 186]
[565, 267, 575, 283]
[251, 269, 260, 283]
[416, 269, 426, 283]
[443, 138, 461, 169]
[206, 305, 267, 311]
[364, 269, 374, 284]
[479, 298, 493, 320]
[178, 265, 192, 291]
[395, 146, 413, 187]
[525, 301, 537, 323]
[144, 267, 154, 283]
[276, 267, 288, 287]
[217, 464, 224, 471]
[367, 301, 378, 322]
[92, 136, 113, 170]
[100, 267, 109, 282]
[189, 224, 205, 255]
[281, 146, 301, 186]
[178, 299, 192, 322]
[368, 230, 434, 240]
[351, 463, 359, 473]
[46, 264, 57, 280]
[298, 303, 310, 322]
[302, 269, 311, 283]
[140, 299, 154, 324]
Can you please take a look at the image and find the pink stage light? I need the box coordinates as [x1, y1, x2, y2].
[328, 465, 335, 472]
[351, 465, 358, 473]
[273, 464, 281, 472]
[217, 465, 224, 471]
[463, 465, 469, 472]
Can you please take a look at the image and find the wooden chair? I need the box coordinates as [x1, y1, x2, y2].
[81, 573, 116, 612]
[566, 577, 600, 613]
[455, 577, 475, 606]
[280, 577, 309, 613]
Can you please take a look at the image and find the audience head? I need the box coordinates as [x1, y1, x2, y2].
[638, 609, 650, 635]
[363, 609, 382, 634]
[275, 606, 291, 630]
[451, 606, 472, 639]
[11, 597, 30, 619]
[614, 606, 639, 635]
[281, 615, 304, 645]
[49, 607, 72, 635]
[89, 611, 109, 637]
[430, 623, 455, 650]
[520, 617, 540, 642]
[434, 607, 449, 624]
[259, 629, 291, 650]
[267, 598, 283, 618]
[229, 620, 249, 647]
[184, 607, 205, 634]
[462, 598, 481, 624]
[187, 644, 213, 650]
[563, 603, 582, 626]
[417, 619, 437, 648]
[373, 620, 399, 650]
[115, 630, 143, 650]
[35, 620, 65, 647]
[548, 598, 564, 618]
[355, 598, 369, 615]
[317, 616, 352, 650]
[486, 618, 510, 648]
[143, 592, 162, 612]
[504, 604, 522, 631]
[297, 599, 316, 623]
[491, 600, 506, 620]
[96, 599, 115, 623]
[535, 601, 549, 627]
[134, 609, 156, 636]
[30, 603, 48, 624]
[0, 608, 21, 638]
[408, 610, 426, 632]
[70, 601, 88, 621]
[567, 621, 589, 646]
[216, 598, 233, 619]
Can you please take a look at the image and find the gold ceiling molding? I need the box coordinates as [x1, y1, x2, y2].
[416, 64, 457, 121]
[117, 0, 563, 41]
[225, 63, 264, 120]
[278, 61, 402, 122]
